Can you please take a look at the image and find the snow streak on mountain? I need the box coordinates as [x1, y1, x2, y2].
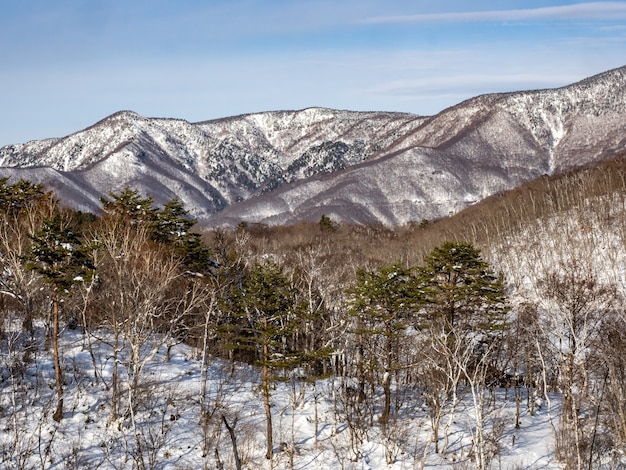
[1, 66, 625, 226]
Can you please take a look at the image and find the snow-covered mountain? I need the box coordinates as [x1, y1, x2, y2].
[1, 66, 625, 225]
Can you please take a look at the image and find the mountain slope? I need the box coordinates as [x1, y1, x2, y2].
[0, 66, 625, 225]
[210, 65, 626, 226]
[0, 108, 424, 216]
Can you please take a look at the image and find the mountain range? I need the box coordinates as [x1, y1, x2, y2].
[1, 65, 625, 227]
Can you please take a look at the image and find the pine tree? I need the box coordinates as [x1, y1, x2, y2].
[319, 214, 335, 232]
[100, 186, 157, 223]
[347, 262, 420, 429]
[223, 260, 302, 460]
[418, 241, 508, 336]
[26, 213, 95, 421]
[150, 197, 195, 244]
[416, 242, 509, 457]
[102, 190, 215, 273]
[0, 178, 49, 215]
[151, 197, 216, 273]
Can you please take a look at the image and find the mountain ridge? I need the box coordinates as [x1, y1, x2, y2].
[1, 65, 625, 226]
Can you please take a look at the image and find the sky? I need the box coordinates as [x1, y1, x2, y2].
[1, 1, 625, 147]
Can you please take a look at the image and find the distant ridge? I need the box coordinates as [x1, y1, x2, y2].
[1, 65, 625, 226]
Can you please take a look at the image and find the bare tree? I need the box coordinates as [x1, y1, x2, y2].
[0, 179, 54, 335]
[540, 259, 616, 468]
[89, 216, 206, 424]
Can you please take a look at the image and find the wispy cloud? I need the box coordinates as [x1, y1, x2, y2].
[358, 2, 626, 24]
[599, 24, 626, 30]
[371, 74, 577, 97]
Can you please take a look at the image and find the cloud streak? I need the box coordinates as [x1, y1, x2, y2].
[358, 2, 626, 24]
[371, 73, 578, 97]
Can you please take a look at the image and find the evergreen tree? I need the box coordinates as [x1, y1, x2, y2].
[26, 213, 95, 421]
[150, 197, 195, 244]
[319, 214, 335, 232]
[417, 241, 508, 336]
[100, 186, 157, 223]
[0, 178, 49, 215]
[223, 260, 303, 460]
[101, 189, 215, 273]
[347, 262, 421, 428]
[416, 242, 509, 454]
[151, 197, 216, 272]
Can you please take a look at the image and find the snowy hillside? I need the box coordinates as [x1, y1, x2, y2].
[0, 323, 560, 470]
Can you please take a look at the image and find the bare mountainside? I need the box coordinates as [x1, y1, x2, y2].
[1, 65, 625, 226]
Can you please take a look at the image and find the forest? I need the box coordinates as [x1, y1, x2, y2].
[1, 157, 626, 469]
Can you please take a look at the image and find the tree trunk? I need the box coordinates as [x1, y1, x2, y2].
[357, 330, 366, 400]
[52, 290, 64, 422]
[515, 392, 521, 429]
[263, 338, 273, 460]
[22, 297, 33, 336]
[380, 371, 391, 431]
[111, 338, 119, 423]
[432, 411, 440, 453]
[222, 415, 242, 470]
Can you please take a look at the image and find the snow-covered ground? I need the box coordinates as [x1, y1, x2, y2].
[0, 321, 561, 469]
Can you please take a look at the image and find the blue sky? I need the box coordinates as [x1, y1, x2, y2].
[1, 1, 625, 146]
